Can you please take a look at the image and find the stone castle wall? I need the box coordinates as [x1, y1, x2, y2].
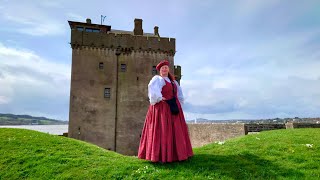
[68, 48, 118, 151]
[69, 46, 175, 155]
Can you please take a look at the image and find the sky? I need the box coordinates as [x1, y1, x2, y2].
[1, 0, 320, 121]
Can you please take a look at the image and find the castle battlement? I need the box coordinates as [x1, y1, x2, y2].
[69, 19, 175, 55]
[174, 65, 182, 82]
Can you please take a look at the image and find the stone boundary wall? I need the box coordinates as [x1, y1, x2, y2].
[187, 123, 246, 148]
[285, 122, 320, 129]
[244, 124, 286, 133]
[187, 122, 320, 148]
[245, 123, 320, 133]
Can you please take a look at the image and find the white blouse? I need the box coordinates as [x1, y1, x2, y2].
[148, 75, 184, 105]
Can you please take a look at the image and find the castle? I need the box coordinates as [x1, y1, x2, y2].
[68, 18, 181, 155]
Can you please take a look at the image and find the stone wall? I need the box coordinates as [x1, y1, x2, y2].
[244, 123, 320, 132]
[187, 122, 320, 148]
[115, 52, 174, 155]
[244, 124, 286, 133]
[187, 123, 246, 147]
[285, 122, 320, 129]
[68, 48, 117, 151]
[68, 47, 175, 155]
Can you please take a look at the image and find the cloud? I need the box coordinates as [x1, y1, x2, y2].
[0, 1, 65, 36]
[178, 16, 320, 120]
[181, 73, 320, 120]
[40, 0, 65, 8]
[180, 26, 320, 119]
[0, 96, 10, 105]
[194, 66, 225, 76]
[66, 12, 86, 22]
[0, 43, 70, 120]
[1, 0, 320, 120]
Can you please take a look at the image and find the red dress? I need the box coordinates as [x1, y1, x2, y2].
[138, 80, 194, 163]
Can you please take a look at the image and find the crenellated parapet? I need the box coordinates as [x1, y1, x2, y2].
[174, 65, 182, 84]
[69, 19, 175, 56]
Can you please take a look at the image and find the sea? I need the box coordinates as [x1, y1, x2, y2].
[0, 125, 68, 135]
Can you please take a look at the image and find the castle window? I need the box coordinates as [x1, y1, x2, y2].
[121, 64, 126, 72]
[152, 66, 157, 75]
[104, 88, 111, 98]
[99, 62, 104, 69]
[76, 27, 84, 31]
[86, 28, 100, 33]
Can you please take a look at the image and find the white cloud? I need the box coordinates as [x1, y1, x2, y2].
[66, 12, 86, 22]
[194, 66, 224, 76]
[235, 0, 280, 19]
[0, 43, 70, 120]
[181, 29, 320, 119]
[0, 43, 70, 84]
[0, 96, 10, 105]
[17, 22, 65, 36]
[0, 1, 65, 36]
[181, 71, 320, 119]
[0, 0, 320, 120]
[40, 0, 65, 8]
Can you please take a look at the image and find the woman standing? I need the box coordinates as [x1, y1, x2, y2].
[138, 60, 193, 163]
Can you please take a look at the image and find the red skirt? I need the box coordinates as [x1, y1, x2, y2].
[138, 100, 193, 163]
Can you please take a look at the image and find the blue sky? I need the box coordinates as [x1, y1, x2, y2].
[1, 0, 320, 120]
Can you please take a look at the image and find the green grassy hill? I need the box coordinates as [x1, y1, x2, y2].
[0, 128, 319, 179]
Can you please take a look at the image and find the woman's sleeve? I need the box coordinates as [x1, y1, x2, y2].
[174, 80, 184, 104]
[148, 76, 166, 105]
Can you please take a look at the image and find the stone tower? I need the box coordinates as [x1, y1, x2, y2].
[68, 18, 181, 155]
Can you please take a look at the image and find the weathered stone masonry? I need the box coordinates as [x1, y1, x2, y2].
[68, 18, 181, 155]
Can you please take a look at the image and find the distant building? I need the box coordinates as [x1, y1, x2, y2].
[67, 18, 181, 155]
[31, 120, 39, 125]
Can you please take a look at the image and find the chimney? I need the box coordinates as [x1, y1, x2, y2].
[86, 18, 91, 24]
[134, 19, 143, 35]
[154, 26, 159, 36]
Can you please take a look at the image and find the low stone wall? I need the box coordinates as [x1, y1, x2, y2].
[244, 122, 320, 133]
[244, 124, 286, 133]
[187, 122, 320, 148]
[187, 123, 246, 148]
[286, 122, 320, 129]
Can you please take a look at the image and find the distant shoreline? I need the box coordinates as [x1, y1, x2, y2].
[0, 125, 68, 135]
[0, 113, 68, 126]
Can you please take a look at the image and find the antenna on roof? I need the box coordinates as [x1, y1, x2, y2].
[101, 15, 106, 25]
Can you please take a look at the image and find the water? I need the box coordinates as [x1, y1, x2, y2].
[0, 125, 68, 135]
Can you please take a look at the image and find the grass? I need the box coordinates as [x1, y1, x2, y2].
[0, 128, 319, 179]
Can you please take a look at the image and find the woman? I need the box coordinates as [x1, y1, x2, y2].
[138, 60, 193, 163]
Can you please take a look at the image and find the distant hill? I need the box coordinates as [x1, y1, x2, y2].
[0, 113, 68, 125]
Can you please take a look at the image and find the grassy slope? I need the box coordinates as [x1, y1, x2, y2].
[0, 128, 319, 179]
